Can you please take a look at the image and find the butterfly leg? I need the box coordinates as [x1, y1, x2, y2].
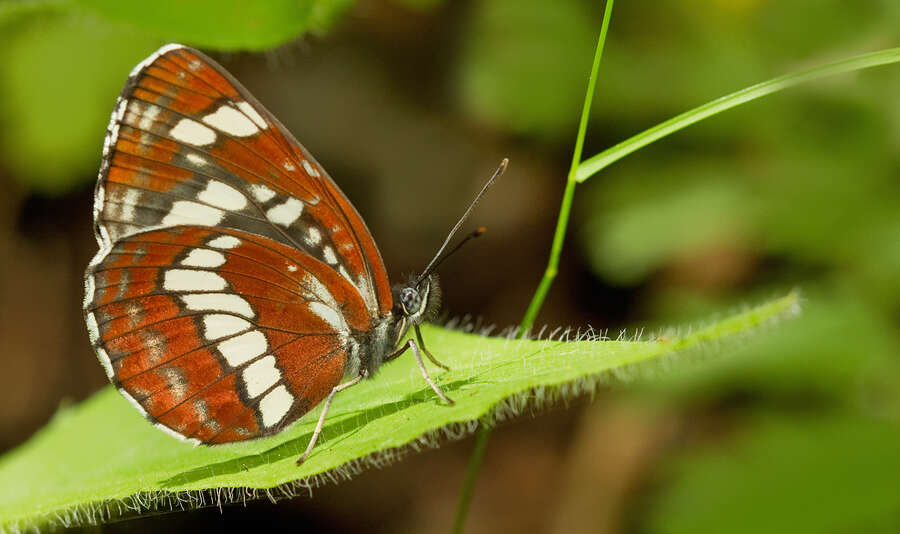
[415, 325, 450, 371]
[408, 339, 455, 405]
[383, 342, 410, 363]
[296, 374, 364, 465]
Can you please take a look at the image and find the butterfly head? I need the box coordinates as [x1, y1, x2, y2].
[394, 274, 442, 327]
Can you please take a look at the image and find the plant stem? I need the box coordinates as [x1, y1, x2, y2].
[451, 423, 492, 534]
[451, 2, 615, 532]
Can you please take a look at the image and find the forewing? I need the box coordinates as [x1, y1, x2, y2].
[94, 44, 391, 316]
[84, 226, 370, 443]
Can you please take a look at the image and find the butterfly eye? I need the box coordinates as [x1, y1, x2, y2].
[399, 287, 422, 315]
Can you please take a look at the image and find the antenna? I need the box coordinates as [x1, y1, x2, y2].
[420, 226, 486, 277]
[415, 158, 507, 286]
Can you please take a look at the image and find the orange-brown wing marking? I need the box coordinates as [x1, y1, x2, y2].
[84, 225, 370, 443]
[94, 44, 392, 317]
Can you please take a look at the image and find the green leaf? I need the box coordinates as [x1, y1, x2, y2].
[0, 1, 359, 192]
[388, 0, 445, 10]
[77, 0, 357, 50]
[456, 0, 600, 138]
[0, 13, 161, 193]
[0, 293, 798, 531]
[641, 413, 900, 534]
[580, 170, 755, 285]
[644, 285, 900, 403]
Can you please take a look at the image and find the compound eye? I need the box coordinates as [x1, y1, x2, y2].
[399, 287, 422, 314]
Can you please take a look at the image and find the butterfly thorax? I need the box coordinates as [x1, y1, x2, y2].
[351, 274, 441, 378]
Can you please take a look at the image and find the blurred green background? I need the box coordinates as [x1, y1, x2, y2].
[1, 0, 898, 532]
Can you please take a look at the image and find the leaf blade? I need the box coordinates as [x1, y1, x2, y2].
[576, 47, 900, 182]
[0, 293, 798, 530]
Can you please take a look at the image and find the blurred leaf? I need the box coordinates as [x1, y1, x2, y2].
[644, 285, 900, 404]
[0, 0, 70, 21]
[580, 162, 757, 285]
[578, 47, 900, 297]
[457, 0, 599, 137]
[642, 412, 900, 534]
[388, 0, 445, 10]
[0, 13, 160, 193]
[0, 1, 361, 193]
[0, 295, 797, 531]
[595, 0, 895, 131]
[77, 0, 356, 50]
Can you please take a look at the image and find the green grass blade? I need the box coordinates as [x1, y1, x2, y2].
[0, 292, 798, 531]
[519, 0, 614, 333]
[576, 47, 900, 182]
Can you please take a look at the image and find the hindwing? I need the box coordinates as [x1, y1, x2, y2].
[84, 225, 370, 443]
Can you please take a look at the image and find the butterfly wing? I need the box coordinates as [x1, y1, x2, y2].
[84, 225, 371, 443]
[93, 44, 392, 317]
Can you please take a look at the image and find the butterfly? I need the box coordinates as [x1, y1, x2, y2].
[83, 44, 505, 464]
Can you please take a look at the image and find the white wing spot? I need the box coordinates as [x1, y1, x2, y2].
[217, 331, 268, 367]
[170, 118, 216, 147]
[283, 160, 296, 172]
[161, 201, 225, 227]
[119, 189, 141, 222]
[266, 198, 304, 227]
[322, 246, 338, 265]
[237, 101, 268, 130]
[186, 152, 209, 167]
[181, 293, 254, 318]
[305, 227, 322, 247]
[125, 100, 144, 122]
[144, 330, 167, 365]
[197, 180, 247, 210]
[302, 273, 339, 308]
[339, 266, 354, 286]
[202, 105, 259, 137]
[139, 103, 162, 131]
[207, 235, 241, 249]
[161, 367, 188, 401]
[287, 264, 298, 273]
[302, 160, 321, 177]
[250, 184, 276, 203]
[203, 314, 252, 340]
[242, 356, 281, 398]
[163, 269, 227, 292]
[308, 302, 348, 334]
[181, 249, 226, 268]
[259, 385, 293, 427]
